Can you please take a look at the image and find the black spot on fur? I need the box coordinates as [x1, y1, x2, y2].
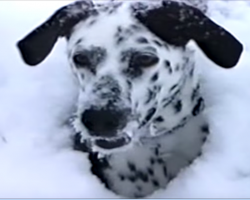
[188, 159, 194, 165]
[192, 97, 204, 116]
[157, 158, 164, 164]
[164, 43, 169, 50]
[201, 124, 209, 133]
[202, 135, 208, 143]
[147, 167, 154, 176]
[197, 151, 202, 157]
[136, 171, 149, 182]
[154, 84, 161, 92]
[191, 85, 200, 101]
[108, 8, 117, 14]
[180, 117, 188, 125]
[165, 60, 171, 66]
[126, 80, 132, 89]
[137, 37, 149, 44]
[128, 162, 136, 172]
[130, 24, 142, 31]
[173, 100, 182, 113]
[154, 116, 164, 123]
[128, 175, 136, 182]
[150, 157, 155, 165]
[75, 38, 83, 45]
[151, 72, 159, 82]
[145, 89, 156, 105]
[116, 36, 125, 45]
[189, 66, 195, 77]
[153, 39, 163, 47]
[115, 26, 125, 45]
[169, 84, 178, 92]
[119, 174, 125, 181]
[152, 179, 160, 187]
[201, 124, 209, 143]
[183, 56, 189, 63]
[164, 60, 172, 74]
[163, 166, 168, 177]
[101, 2, 122, 15]
[87, 19, 97, 26]
[154, 148, 159, 156]
[175, 64, 180, 71]
[141, 107, 156, 126]
[96, 4, 109, 11]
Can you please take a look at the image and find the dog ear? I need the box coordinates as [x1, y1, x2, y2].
[17, 0, 94, 66]
[132, 1, 243, 68]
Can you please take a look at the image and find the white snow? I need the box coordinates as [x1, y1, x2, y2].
[0, 0, 250, 198]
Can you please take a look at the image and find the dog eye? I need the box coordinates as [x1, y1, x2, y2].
[73, 54, 91, 67]
[130, 52, 159, 68]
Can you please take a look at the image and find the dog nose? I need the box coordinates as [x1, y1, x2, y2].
[81, 108, 127, 137]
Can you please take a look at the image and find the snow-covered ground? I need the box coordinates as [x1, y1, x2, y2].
[0, 0, 250, 198]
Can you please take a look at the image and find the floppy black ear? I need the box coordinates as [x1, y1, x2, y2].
[17, 0, 94, 66]
[132, 1, 243, 68]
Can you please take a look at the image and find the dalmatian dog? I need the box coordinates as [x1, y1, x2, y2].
[16, 0, 243, 198]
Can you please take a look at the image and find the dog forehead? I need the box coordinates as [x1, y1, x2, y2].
[68, 2, 138, 47]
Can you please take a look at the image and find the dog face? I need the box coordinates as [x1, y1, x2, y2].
[68, 3, 197, 151]
[16, 0, 243, 152]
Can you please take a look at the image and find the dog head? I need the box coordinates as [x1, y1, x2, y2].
[17, 0, 243, 152]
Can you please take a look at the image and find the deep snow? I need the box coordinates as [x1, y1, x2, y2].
[0, 0, 250, 198]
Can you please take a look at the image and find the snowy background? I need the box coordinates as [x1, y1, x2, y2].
[0, 0, 250, 198]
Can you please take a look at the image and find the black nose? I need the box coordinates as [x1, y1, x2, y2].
[81, 108, 127, 137]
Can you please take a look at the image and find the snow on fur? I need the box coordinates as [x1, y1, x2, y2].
[0, 0, 250, 198]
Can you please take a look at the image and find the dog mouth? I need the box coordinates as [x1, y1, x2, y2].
[90, 120, 141, 152]
[71, 113, 164, 154]
[73, 133, 135, 155]
[71, 115, 140, 153]
[94, 134, 131, 149]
